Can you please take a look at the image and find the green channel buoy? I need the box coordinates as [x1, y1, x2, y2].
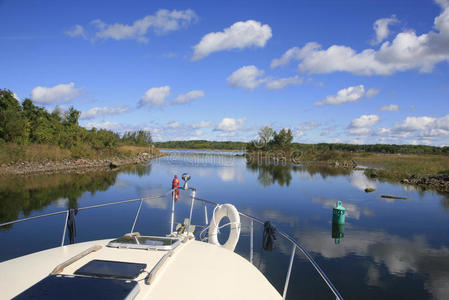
[332, 201, 346, 225]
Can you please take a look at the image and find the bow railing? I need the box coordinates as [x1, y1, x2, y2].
[0, 187, 343, 300]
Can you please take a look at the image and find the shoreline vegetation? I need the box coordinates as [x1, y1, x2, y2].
[0, 145, 164, 176]
[0, 89, 164, 175]
[159, 127, 449, 192]
[1, 89, 448, 190]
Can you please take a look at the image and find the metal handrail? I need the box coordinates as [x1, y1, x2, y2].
[0, 188, 343, 300]
[0, 195, 167, 228]
[192, 197, 344, 300]
[0, 210, 68, 227]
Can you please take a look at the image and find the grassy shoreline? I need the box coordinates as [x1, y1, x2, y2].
[353, 153, 449, 175]
[0, 144, 165, 175]
[0, 144, 161, 164]
[246, 150, 449, 191]
[158, 147, 244, 152]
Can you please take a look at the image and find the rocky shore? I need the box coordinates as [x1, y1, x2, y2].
[246, 152, 448, 192]
[400, 174, 449, 191]
[245, 152, 357, 168]
[366, 169, 449, 192]
[0, 152, 165, 176]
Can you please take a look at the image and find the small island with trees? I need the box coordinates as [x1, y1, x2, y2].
[157, 126, 449, 192]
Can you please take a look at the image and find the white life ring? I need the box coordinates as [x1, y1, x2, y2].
[208, 204, 241, 251]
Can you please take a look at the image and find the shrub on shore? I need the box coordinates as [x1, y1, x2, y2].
[0, 89, 153, 162]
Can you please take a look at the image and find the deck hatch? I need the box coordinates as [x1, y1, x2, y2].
[12, 275, 139, 300]
[108, 235, 181, 250]
[74, 259, 146, 279]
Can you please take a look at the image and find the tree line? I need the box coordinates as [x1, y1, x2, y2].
[3, 86, 446, 157]
[0, 89, 152, 158]
[246, 126, 449, 155]
[154, 140, 247, 150]
[157, 126, 448, 155]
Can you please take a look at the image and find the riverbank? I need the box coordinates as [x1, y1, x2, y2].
[354, 153, 449, 191]
[245, 150, 357, 168]
[159, 148, 244, 152]
[246, 150, 449, 192]
[0, 146, 166, 175]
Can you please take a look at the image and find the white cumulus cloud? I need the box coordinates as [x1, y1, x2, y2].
[350, 114, 380, 128]
[379, 104, 400, 111]
[65, 25, 87, 39]
[191, 121, 214, 128]
[297, 121, 320, 131]
[166, 121, 180, 129]
[271, 1, 449, 75]
[172, 90, 205, 104]
[84, 121, 128, 131]
[371, 15, 399, 45]
[216, 117, 246, 131]
[348, 127, 372, 135]
[80, 106, 129, 120]
[366, 88, 380, 98]
[227, 65, 303, 91]
[394, 116, 438, 131]
[315, 85, 365, 106]
[91, 9, 198, 42]
[271, 46, 303, 68]
[192, 20, 272, 60]
[30, 82, 81, 104]
[265, 75, 303, 90]
[219, 132, 236, 138]
[227, 65, 265, 90]
[139, 86, 171, 107]
[367, 113, 449, 145]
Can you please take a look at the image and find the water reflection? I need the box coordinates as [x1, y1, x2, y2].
[246, 160, 354, 187]
[442, 197, 449, 211]
[160, 150, 239, 168]
[295, 228, 449, 300]
[217, 167, 245, 182]
[349, 170, 377, 191]
[246, 162, 294, 187]
[120, 163, 152, 177]
[331, 223, 345, 244]
[313, 197, 374, 220]
[1, 150, 449, 300]
[299, 164, 352, 178]
[0, 164, 153, 228]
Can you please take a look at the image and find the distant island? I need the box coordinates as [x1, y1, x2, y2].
[156, 127, 449, 192]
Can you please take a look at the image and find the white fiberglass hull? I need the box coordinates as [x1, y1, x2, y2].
[0, 238, 281, 300]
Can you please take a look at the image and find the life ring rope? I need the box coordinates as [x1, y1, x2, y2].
[208, 204, 241, 251]
[208, 222, 241, 236]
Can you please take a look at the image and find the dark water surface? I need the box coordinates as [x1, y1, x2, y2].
[1, 150, 449, 299]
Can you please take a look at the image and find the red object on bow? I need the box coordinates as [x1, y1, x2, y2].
[172, 175, 180, 200]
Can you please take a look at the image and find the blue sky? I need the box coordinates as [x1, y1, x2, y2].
[1, 0, 448, 145]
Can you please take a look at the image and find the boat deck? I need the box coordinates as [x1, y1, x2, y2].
[0, 238, 281, 300]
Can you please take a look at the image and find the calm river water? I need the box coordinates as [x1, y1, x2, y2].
[1, 150, 449, 299]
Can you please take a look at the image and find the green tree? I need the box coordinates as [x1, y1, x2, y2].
[51, 106, 62, 122]
[0, 89, 26, 143]
[63, 107, 80, 126]
[121, 130, 152, 146]
[271, 128, 293, 149]
[258, 126, 274, 145]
